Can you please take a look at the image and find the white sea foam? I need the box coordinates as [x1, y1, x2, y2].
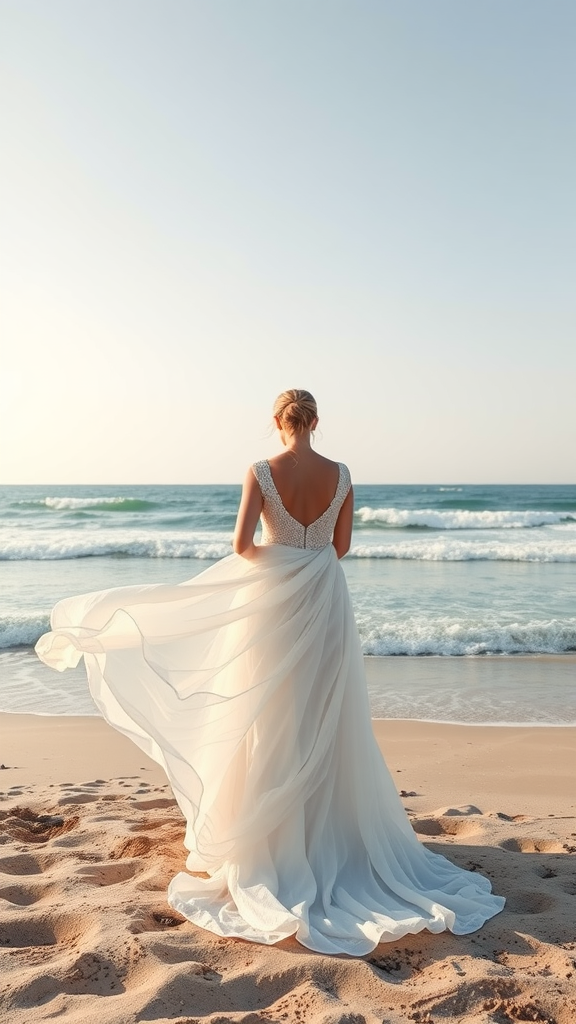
[42, 496, 152, 511]
[0, 612, 51, 649]
[356, 615, 576, 656]
[0, 529, 232, 561]
[4, 608, 575, 657]
[349, 537, 576, 561]
[45, 496, 125, 509]
[355, 507, 575, 529]
[352, 509, 569, 532]
[1, 527, 575, 562]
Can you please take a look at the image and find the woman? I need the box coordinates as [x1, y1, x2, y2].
[36, 389, 504, 955]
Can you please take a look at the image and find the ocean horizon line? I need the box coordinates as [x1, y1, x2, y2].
[1, 480, 575, 488]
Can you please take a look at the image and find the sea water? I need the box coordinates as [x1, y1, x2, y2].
[1, 483, 575, 723]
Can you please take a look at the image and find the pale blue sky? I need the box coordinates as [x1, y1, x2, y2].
[1, 1, 574, 483]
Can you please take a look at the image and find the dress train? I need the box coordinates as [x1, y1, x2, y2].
[36, 542, 504, 955]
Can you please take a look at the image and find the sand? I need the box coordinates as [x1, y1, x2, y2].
[1, 713, 575, 1024]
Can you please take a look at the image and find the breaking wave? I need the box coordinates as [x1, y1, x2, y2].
[348, 537, 576, 562]
[4, 608, 576, 656]
[0, 530, 232, 561]
[41, 496, 155, 512]
[355, 507, 576, 530]
[0, 612, 51, 649]
[356, 615, 576, 656]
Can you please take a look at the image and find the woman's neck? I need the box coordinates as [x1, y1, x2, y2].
[283, 432, 312, 454]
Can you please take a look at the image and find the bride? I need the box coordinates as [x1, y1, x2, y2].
[36, 389, 504, 955]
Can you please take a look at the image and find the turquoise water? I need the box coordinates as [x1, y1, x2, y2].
[1, 483, 575, 721]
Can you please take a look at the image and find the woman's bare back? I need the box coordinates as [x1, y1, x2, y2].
[266, 451, 341, 528]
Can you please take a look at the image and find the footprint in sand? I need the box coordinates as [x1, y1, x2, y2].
[411, 817, 482, 838]
[132, 798, 178, 810]
[127, 908, 187, 935]
[0, 853, 45, 876]
[499, 837, 565, 854]
[504, 890, 557, 915]
[0, 916, 58, 949]
[110, 835, 155, 859]
[75, 861, 139, 886]
[0, 808, 72, 843]
[57, 792, 99, 805]
[0, 909, 89, 950]
[0, 882, 45, 906]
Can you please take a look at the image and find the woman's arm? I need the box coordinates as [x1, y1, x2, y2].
[332, 486, 354, 559]
[233, 467, 264, 558]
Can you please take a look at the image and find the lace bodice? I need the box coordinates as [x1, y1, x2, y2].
[252, 460, 352, 550]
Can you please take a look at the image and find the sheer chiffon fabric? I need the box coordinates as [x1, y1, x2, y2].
[36, 540, 504, 955]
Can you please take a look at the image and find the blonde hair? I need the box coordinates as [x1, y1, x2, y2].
[273, 389, 318, 435]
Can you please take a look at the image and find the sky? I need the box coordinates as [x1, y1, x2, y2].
[1, 0, 574, 484]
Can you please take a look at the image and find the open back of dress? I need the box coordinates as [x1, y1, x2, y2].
[252, 459, 351, 548]
[35, 461, 504, 954]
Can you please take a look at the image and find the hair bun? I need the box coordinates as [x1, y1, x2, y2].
[273, 389, 318, 434]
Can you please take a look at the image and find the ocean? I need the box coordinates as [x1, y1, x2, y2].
[1, 483, 575, 724]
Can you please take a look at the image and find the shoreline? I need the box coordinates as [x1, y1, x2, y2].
[2, 651, 576, 726]
[3, 708, 576, 728]
[3, 646, 576, 657]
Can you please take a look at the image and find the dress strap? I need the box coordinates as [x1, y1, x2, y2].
[335, 463, 352, 507]
[251, 460, 276, 500]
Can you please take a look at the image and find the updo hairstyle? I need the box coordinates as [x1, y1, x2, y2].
[273, 389, 318, 435]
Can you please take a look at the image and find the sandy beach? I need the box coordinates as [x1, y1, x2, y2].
[1, 713, 574, 1024]
[3, 0, 575, 1014]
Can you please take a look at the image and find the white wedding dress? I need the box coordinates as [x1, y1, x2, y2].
[36, 461, 504, 955]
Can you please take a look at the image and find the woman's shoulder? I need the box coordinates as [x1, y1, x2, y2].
[316, 454, 347, 471]
[265, 451, 347, 467]
[260, 453, 351, 475]
[314, 454, 351, 478]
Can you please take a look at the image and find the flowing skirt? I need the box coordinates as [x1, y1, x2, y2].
[36, 543, 504, 955]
